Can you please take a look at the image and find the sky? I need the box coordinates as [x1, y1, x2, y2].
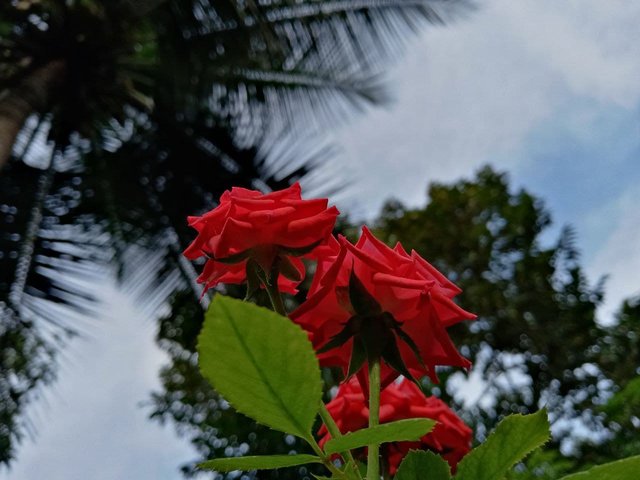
[4, 1, 640, 478]
[335, 0, 640, 322]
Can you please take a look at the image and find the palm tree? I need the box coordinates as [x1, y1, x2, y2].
[0, 0, 471, 467]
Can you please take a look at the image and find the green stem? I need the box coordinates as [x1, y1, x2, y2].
[367, 358, 381, 480]
[259, 267, 287, 316]
[319, 403, 359, 470]
[264, 279, 287, 316]
[308, 436, 348, 478]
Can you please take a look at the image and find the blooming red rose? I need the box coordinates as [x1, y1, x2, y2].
[318, 377, 472, 474]
[183, 183, 339, 295]
[291, 227, 474, 386]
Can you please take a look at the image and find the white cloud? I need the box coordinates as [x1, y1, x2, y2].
[1, 286, 196, 480]
[587, 186, 640, 324]
[336, 0, 640, 218]
[504, 0, 640, 107]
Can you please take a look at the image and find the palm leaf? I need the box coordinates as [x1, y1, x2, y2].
[155, 0, 472, 143]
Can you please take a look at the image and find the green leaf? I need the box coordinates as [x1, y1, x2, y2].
[323, 418, 435, 455]
[557, 455, 640, 480]
[244, 259, 261, 301]
[198, 454, 322, 472]
[349, 270, 382, 316]
[455, 409, 550, 480]
[395, 450, 451, 480]
[197, 296, 322, 439]
[278, 239, 323, 256]
[346, 335, 367, 378]
[279, 256, 303, 282]
[317, 317, 358, 354]
[379, 332, 419, 384]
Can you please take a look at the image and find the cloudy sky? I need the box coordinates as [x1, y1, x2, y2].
[4, 1, 640, 479]
[336, 0, 640, 321]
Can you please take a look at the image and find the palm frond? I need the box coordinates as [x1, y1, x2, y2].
[156, 0, 473, 143]
[106, 118, 342, 315]
[0, 153, 112, 464]
[2, 0, 472, 155]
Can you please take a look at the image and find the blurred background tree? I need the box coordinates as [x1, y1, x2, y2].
[0, 0, 471, 470]
[374, 166, 606, 439]
[373, 167, 640, 475]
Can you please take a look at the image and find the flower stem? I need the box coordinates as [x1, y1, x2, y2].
[308, 436, 349, 478]
[263, 279, 287, 316]
[319, 403, 359, 470]
[257, 266, 287, 316]
[367, 358, 381, 480]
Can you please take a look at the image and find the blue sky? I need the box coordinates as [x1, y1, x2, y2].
[514, 100, 640, 258]
[4, 1, 640, 478]
[336, 0, 640, 321]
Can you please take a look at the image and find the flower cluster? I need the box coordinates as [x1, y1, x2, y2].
[318, 377, 472, 474]
[185, 183, 475, 471]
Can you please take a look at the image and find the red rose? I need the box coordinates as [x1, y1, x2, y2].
[318, 377, 472, 474]
[291, 227, 474, 386]
[183, 183, 339, 295]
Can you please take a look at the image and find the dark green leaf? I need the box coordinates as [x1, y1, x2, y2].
[346, 336, 367, 378]
[208, 248, 252, 264]
[349, 270, 382, 316]
[395, 450, 451, 480]
[380, 335, 418, 384]
[279, 256, 303, 282]
[391, 315, 427, 371]
[198, 454, 322, 472]
[317, 316, 359, 354]
[455, 409, 550, 480]
[244, 259, 261, 301]
[278, 239, 323, 256]
[323, 419, 435, 455]
[558, 455, 640, 480]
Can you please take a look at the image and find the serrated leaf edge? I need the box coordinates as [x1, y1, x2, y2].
[324, 418, 436, 455]
[455, 408, 551, 480]
[197, 454, 323, 472]
[197, 296, 323, 441]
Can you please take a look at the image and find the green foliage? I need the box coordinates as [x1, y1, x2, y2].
[455, 409, 550, 480]
[0, 306, 57, 464]
[558, 455, 640, 480]
[374, 167, 606, 447]
[504, 449, 575, 480]
[323, 419, 435, 455]
[597, 298, 640, 386]
[197, 296, 322, 440]
[198, 454, 322, 472]
[603, 376, 640, 422]
[395, 450, 451, 480]
[577, 298, 640, 464]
